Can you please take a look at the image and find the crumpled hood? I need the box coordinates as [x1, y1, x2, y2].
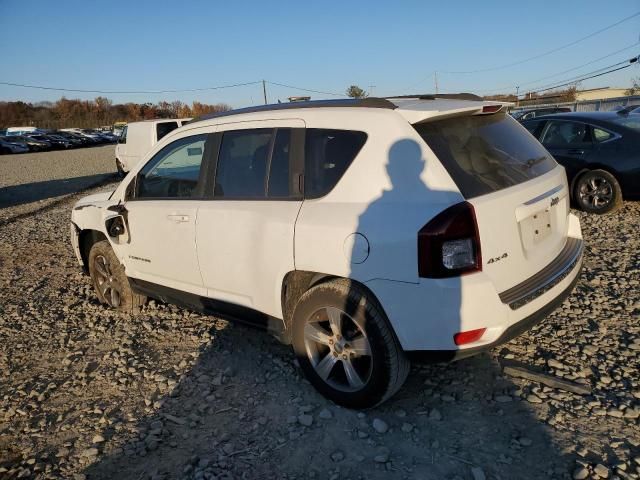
[74, 190, 114, 207]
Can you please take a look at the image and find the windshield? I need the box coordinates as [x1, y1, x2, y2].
[414, 113, 557, 198]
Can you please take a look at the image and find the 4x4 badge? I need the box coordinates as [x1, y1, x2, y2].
[487, 253, 508, 264]
[550, 196, 560, 207]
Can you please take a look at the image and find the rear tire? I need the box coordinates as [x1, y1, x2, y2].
[88, 240, 145, 313]
[292, 279, 410, 409]
[573, 169, 622, 214]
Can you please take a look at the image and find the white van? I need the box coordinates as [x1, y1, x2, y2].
[115, 118, 191, 175]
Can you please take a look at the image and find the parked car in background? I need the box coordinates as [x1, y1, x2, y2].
[522, 111, 640, 213]
[71, 97, 582, 407]
[61, 132, 94, 146]
[0, 136, 30, 154]
[511, 107, 572, 122]
[39, 134, 73, 149]
[115, 118, 191, 175]
[10, 135, 51, 151]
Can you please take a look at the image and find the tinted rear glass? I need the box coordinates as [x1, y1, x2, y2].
[610, 115, 640, 132]
[304, 129, 367, 198]
[414, 113, 557, 198]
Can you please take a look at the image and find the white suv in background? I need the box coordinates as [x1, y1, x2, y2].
[70, 96, 583, 408]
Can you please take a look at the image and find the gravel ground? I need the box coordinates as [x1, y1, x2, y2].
[0, 146, 116, 208]
[0, 177, 639, 479]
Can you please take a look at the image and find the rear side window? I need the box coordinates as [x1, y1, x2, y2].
[304, 129, 367, 198]
[268, 129, 291, 197]
[215, 129, 272, 198]
[415, 113, 557, 199]
[593, 127, 613, 142]
[156, 121, 179, 141]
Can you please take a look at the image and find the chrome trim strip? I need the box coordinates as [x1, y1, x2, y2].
[524, 184, 564, 205]
[499, 237, 583, 310]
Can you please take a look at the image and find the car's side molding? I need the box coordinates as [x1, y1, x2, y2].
[128, 277, 287, 339]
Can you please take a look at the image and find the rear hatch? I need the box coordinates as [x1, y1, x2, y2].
[413, 109, 570, 293]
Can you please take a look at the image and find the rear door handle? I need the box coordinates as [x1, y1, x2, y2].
[567, 149, 585, 155]
[167, 214, 190, 223]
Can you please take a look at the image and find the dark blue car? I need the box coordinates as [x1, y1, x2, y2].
[523, 111, 640, 214]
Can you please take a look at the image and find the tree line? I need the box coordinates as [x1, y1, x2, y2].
[0, 97, 231, 129]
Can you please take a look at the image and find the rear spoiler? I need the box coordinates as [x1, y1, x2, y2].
[395, 101, 513, 124]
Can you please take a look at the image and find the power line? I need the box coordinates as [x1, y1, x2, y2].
[405, 10, 640, 89]
[521, 56, 638, 96]
[266, 81, 345, 97]
[525, 56, 637, 93]
[441, 11, 640, 74]
[475, 42, 640, 95]
[0, 80, 262, 94]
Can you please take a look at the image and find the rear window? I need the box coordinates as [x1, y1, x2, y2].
[610, 115, 640, 132]
[156, 121, 179, 141]
[304, 129, 367, 198]
[414, 113, 557, 198]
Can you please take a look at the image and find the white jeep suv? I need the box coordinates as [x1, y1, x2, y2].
[70, 95, 583, 408]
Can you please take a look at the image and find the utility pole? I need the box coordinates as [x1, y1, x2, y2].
[262, 80, 268, 105]
[515, 86, 519, 107]
[368, 85, 376, 97]
[434, 72, 439, 94]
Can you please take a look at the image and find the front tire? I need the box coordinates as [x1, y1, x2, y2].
[574, 169, 622, 214]
[292, 279, 410, 409]
[116, 159, 126, 178]
[88, 240, 145, 313]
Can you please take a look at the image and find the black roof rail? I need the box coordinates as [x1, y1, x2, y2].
[385, 93, 483, 101]
[192, 97, 397, 123]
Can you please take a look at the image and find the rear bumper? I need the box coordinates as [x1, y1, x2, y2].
[408, 266, 581, 362]
[365, 214, 583, 353]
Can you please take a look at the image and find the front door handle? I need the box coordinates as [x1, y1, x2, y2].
[167, 214, 190, 223]
[567, 149, 585, 155]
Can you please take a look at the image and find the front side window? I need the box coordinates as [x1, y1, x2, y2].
[268, 129, 292, 197]
[215, 129, 272, 198]
[156, 121, 179, 141]
[541, 121, 591, 147]
[136, 134, 207, 199]
[523, 120, 543, 135]
[304, 129, 367, 198]
[415, 113, 557, 198]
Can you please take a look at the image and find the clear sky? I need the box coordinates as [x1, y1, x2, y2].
[1, 0, 639, 108]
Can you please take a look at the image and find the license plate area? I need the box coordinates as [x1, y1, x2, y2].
[519, 208, 552, 251]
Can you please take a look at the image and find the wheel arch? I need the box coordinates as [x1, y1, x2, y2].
[79, 229, 108, 273]
[280, 270, 388, 343]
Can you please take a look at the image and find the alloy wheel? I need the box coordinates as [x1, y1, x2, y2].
[579, 176, 613, 209]
[93, 254, 122, 307]
[303, 306, 373, 392]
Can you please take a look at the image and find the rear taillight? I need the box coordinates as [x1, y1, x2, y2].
[418, 201, 482, 278]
